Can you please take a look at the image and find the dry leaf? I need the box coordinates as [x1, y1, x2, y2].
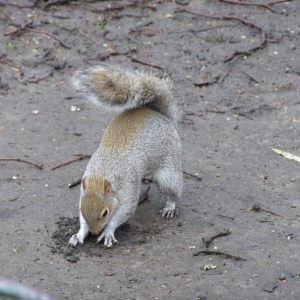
[204, 264, 217, 271]
[271, 147, 300, 163]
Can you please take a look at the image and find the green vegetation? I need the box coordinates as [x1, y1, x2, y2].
[95, 21, 107, 29]
[137, 18, 145, 27]
[5, 42, 18, 49]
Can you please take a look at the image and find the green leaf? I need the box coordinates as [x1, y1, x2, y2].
[95, 21, 107, 29]
[5, 42, 18, 49]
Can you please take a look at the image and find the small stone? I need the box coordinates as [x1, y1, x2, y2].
[279, 273, 286, 280]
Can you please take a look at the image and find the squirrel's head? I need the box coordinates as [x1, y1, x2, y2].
[80, 176, 115, 235]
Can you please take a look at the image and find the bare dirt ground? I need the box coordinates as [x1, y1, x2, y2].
[1, 0, 300, 299]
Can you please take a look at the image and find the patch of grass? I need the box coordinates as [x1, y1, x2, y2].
[293, 272, 300, 281]
[95, 21, 107, 29]
[5, 42, 18, 49]
[0, 196, 5, 204]
[123, 39, 130, 48]
[103, 43, 112, 51]
[137, 18, 145, 27]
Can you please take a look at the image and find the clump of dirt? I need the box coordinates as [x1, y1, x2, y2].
[50, 215, 164, 262]
[50, 216, 81, 262]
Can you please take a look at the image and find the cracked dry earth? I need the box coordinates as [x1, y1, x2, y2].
[1, 0, 300, 299]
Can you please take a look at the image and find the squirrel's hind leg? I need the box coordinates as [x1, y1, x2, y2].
[153, 167, 182, 218]
[69, 211, 89, 246]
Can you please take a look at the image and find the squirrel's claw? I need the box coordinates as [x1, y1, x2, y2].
[69, 234, 80, 246]
[159, 207, 178, 219]
[97, 231, 118, 247]
[69, 227, 89, 246]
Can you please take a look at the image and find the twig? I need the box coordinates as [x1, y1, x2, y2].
[43, 0, 70, 9]
[24, 70, 53, 84]
[216, 214, 234, 221]
[168, 272, 189, 277]
[239, 70, 260, 83]
[182, 111, 195, 116]
[68, 178, 82, 188]
[4, 19, 33, 36]
[52, 154, 91, 170]
[175, 8, 267, 62]
[85, 50, 130, 61]
[201, 271, 223, 276]
[75, 24, 97, 43]
[251, 203, 290, 220]
[131, 57, 165, 72]
[1, 11, 71, 49]
[0, 158, 43, 169]
[9, 197, 18, 202]
[219, 69, 230, 84]
[0, 55, 19, 70]
[224, 31, 266, 62]
[27, 29, 71, 49]
[219, 0, 289, 14]
[0, 2, 34, 8]
[193, 79, 216, 87]
[183, 171, 202, 181]
[0, 11, 15, 24]
[193, 250, 247, 261]
[0, 178, 34, 182]
[205, 109, 225, 114]
[38, 49, 54, 63]
[86, 0, 149, 13]
[268, 34, 283, 43]
[234, 112, 253, 120]
[202, 229, 231, 248]
[169, 24, 231, 34]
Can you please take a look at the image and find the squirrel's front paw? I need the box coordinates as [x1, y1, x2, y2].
[97, 231, 118, 247]
[69, 231, 87, 246]
[159, 207, 178, 218]
[69, 234, 80, 246]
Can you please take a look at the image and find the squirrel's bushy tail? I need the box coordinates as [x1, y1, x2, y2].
[72, 65, 177, 121]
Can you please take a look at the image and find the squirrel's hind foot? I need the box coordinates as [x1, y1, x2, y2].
[159, 199, 178, 218]
[159, 207, 178, 218]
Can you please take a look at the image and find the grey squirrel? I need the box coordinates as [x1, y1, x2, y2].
[68, 65, 183, 247]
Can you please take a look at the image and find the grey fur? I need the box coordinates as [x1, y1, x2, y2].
[71, 65, 178, 121]
[69, 65, 183, 247]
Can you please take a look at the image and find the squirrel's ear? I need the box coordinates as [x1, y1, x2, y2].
[82, 176, 89, 190]
[103, 179, 114, 196]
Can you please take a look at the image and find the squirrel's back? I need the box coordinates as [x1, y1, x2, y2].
[72, 65, 178, 121]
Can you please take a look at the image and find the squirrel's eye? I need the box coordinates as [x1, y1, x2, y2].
[102, 208, 109, 218]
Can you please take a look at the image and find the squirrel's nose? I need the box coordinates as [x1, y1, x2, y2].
[89, 226, 101, 235]
[90, 230, 100, 235]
